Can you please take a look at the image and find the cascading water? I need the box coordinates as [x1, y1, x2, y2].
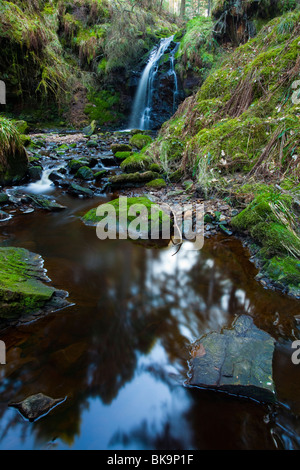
[129, 36, 180, 131]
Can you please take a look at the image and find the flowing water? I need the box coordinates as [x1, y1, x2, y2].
[0, 172, 299, 449]
[130, 36, 179, 130]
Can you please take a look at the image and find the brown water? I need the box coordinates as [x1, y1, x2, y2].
[0, 187, 299, 450]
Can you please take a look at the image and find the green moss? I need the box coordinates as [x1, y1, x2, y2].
[0, 247, 55, 318]
[264, 256, 300, 288]
[145, 178, 167, 189]
[109, 171, 160, 188]
[76, 166, 94, 180]
[82, 196, 172, 236]
[129, 133, 153, 150]
[120, 153, 152, 173]
[231, 189, 300, 290]
[111, 143, 132, 155]
[85, 90, 124, 125]
[114, 151, 132, 160]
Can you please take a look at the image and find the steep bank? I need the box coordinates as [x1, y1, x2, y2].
[134, 4, 300, 297]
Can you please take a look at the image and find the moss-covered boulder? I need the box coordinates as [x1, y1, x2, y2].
[146, 178, 167, 189]
[114, 151, 132, 160]
[76, 166, 94, 180]
[0, 117, 28, 185]
[120, 153, 152, 173]
[110, 143, 132, 155]
[82, 196, 172, 240]
[0, 247, 68, 321]
[68, 159, 89, 174]
[129, 133, 153, 150]
[108, 171, 160, 189]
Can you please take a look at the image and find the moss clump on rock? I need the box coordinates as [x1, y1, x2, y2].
[76, 166, 94, 180]
[111, 143, 132, 155]
[114, 151, 132, 160]
[146, 178, 167, 189]
[109, 171, 160, 188]
[120, 153, 152, 173]
[82, 196, 172, 239]
[231, 188, 300, 296]
[129, 134, 153, 150]
[0, 247, 56, 319]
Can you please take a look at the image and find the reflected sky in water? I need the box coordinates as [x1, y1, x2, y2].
[0, 195, 299, 450]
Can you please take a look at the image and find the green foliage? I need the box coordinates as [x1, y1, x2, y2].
[176, 16, 221, 92]
[84, 91, 123, 125]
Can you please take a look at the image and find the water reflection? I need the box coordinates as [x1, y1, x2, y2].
[0, 200, 299, 449]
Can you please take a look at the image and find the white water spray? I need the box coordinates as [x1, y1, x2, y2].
[129, 36, 178, 130]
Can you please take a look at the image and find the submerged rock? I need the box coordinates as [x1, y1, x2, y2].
[9, 393, 65, 422]
[27, 194, 67, 211]
[187, 315, 276, 403]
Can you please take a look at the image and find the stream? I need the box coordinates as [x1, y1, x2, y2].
[0, 130, 299, 450]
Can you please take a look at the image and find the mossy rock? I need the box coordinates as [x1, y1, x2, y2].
[146, 178, 167, 189]
[13, 120, 29, 135]
[109, 171, 160, 189]
[114, 151, 132, 160]
[0, 247, 57, 319]
[111, 143, 132, 155]
[68, 159, 89, 174]
[82, 196, 172, 240]
[94, 170, 108, 181]
[263, 256, 300, 294]
[76, 166, 94, 181]
[129, 134, 153, 150]
[28, 166, 43, 182]
[120, 153, 152, 173]
[231, 190, 300, 258]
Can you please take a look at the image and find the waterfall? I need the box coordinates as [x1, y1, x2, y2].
[129, 35, 179, 131]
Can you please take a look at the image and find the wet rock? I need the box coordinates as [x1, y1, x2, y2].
[67, 183, 94, 198]
[111, 143, 132, 155]
[109, 171, 160, 189]
[9, 393, 65, 422]
[82, 120, 96, 137]
[187, 315, 276, 403]
[48, 171, 64, 183]
[76, 166, 94, 181]
[0, 192, 9, 204]
[94, 170, 108, 181]
[27, 194, 66, 211]
[0, 247, 69, 322]
[28, 166, 43, 182]
[99, 155, 117, 167]
[68, 159, 89, 174]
